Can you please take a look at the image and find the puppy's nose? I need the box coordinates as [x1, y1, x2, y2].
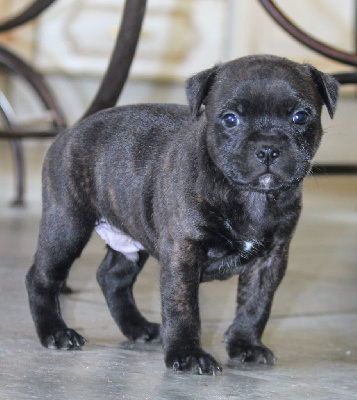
[255, 146, 280, 166]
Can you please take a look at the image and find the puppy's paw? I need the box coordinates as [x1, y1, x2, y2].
[124, 322, 161, 343]
[165, 349, 222, 375]
[226, 339, 275, 365]
[40, 328, 86, 350]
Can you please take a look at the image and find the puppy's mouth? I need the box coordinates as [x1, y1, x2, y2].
[214, 145, 311, 192]
[258, 173, 279, 190]
[230, 171, 306, 193]
[256, 173, 292, 191]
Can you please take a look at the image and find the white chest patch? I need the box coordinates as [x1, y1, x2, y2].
[95, 219, 145, 262]
[244, 241, 254, 252]
[243, 239, 262, 254]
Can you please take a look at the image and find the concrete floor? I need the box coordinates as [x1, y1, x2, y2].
[1, 126, 357, 399]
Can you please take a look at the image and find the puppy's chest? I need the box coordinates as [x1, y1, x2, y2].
[201, 216, 273, 281]
[207, 236, 264, 260]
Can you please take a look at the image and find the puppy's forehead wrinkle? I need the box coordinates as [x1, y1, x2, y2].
[218, 79, 313, 116]
[222, 56, 311, 83]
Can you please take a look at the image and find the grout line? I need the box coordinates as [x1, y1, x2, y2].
[271, 310, 357, 320]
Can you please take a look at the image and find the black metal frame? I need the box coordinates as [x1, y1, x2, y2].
[0, 0, 146, 205]
[0, 0, 56, 33]
[0, 95, 24, 205]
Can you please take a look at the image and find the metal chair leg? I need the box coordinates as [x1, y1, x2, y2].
[0, 91, 25, 206]
[9, 139, 25, 206]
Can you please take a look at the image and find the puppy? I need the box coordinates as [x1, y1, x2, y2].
[26, 55, 339, 375]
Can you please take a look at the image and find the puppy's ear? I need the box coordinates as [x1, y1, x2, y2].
[304, 64, 339, 119]
[186, 64, 220, 118]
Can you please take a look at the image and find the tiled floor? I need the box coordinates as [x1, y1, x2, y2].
[0, 113, 357, 399]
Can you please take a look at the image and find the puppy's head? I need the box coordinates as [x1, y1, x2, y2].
[186, 55, 339, 192]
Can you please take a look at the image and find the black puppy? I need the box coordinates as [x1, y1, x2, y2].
[26, 55, 339, 375]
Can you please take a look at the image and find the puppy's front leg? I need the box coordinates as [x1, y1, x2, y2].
[224, 244, 289, 365]
[160, 249, 222, 375]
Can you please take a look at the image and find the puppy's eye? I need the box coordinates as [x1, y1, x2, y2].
[222, 113, 240, 128]
[292, 111, 309, 125]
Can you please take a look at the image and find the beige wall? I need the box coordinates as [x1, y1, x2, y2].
[0, 0, 356, 165]
[1, 0, 354, 80]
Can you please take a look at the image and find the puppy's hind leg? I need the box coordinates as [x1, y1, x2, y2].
[97, 247, 160, 342]
[26, 209, 94, 350]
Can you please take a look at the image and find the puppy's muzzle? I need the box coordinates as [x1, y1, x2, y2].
[234, 131, 308, 191]
[255, 145, 280, 166]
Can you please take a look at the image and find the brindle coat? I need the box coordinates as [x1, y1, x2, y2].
[26, 55, 339, 375]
